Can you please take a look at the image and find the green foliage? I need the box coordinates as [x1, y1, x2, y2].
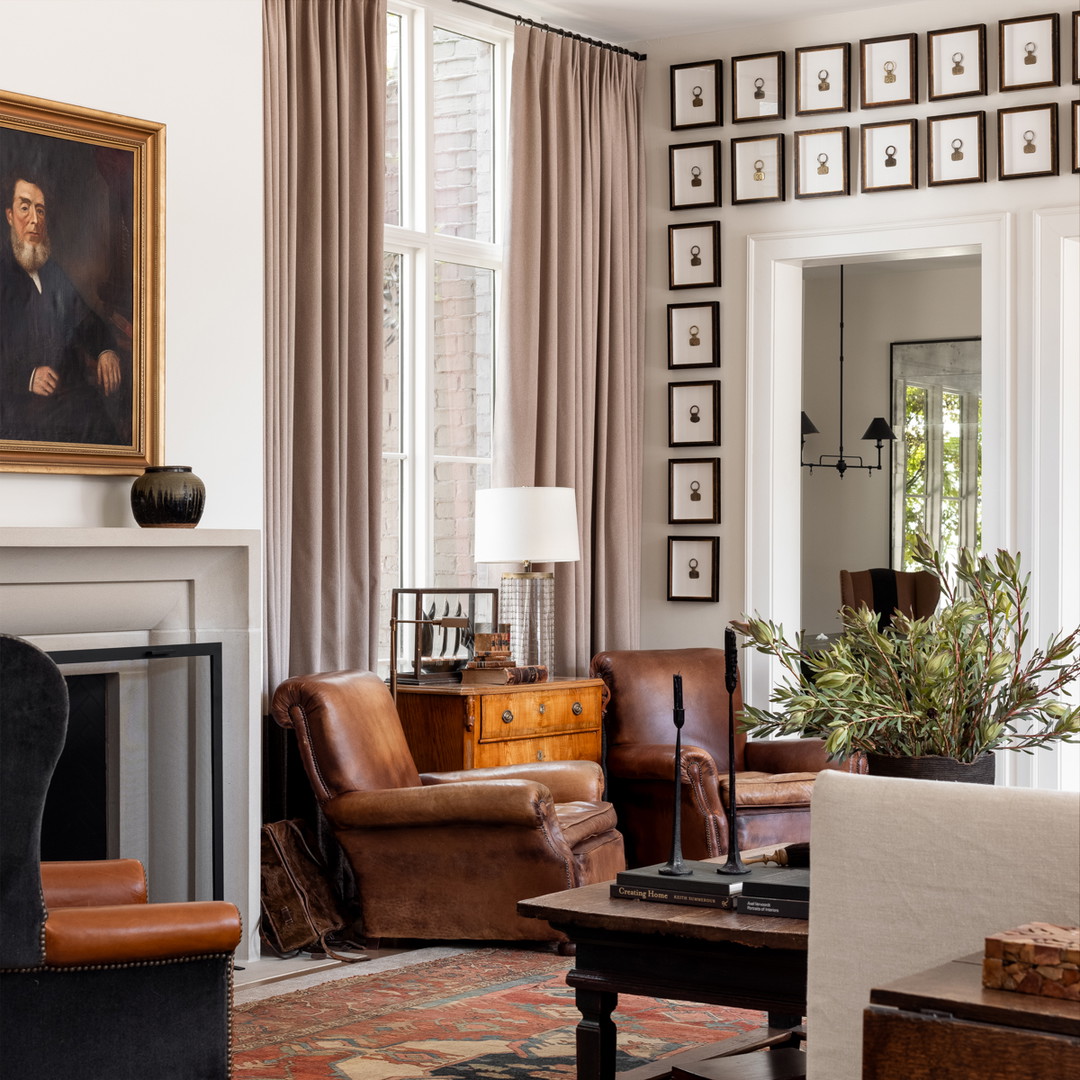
[737, 536, 1080, 762]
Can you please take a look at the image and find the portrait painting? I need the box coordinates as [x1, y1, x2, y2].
[0, 89, 163, 473]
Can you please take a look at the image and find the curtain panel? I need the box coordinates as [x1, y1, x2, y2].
[263, 0, 387, 699]
[500, 26, 645, 674]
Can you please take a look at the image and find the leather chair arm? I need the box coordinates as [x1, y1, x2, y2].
[325, 779, 558, 831]
[744, 737, 832, 774]
[419, 760, 605, 803]
[43, 901, 242, 967]
[41, 859, 148, 908]
[606, 742, 716, 782]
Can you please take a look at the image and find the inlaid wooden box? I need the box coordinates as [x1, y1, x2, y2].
[982, 922, 1080, 1001]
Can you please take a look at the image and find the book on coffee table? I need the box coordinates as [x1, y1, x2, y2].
[610, 882, 737, 909]
[739, 866, 810, 902]
[735, 894, 810, 920]
[616, 861, 747, 897]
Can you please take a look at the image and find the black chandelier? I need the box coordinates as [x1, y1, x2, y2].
[801, 265, 895, 478]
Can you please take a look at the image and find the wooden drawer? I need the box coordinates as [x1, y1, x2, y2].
[473, 729, 602, 768]
[479, 684, 601, 742]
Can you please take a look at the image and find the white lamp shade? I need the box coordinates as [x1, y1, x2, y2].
[474, 487, 581, 564]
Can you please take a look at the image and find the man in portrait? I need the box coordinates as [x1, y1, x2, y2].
[1, 171, 124, 445]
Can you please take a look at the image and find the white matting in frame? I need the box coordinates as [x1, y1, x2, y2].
[999, 13, 1060, 92]
[669, 380, 720, 447]
[731, 133, 784, 203]
[998, 103, 1058, 179]
[670, 141, 721, 210]
[671, 59, 723, 129]
[732, 51, 785, 122]
[795, 43, 850, 114]
[667, 536, 719, 602]
[860, 33, 918, 108]
[928, 24, 987, 100]
[861, 119, 917, 192]
[669, 221, 720, 289]
[668, 302, 720, 369]
[669, 458, 720, 525]
[795, 127, 849, 198]
[928, 111, 986, 186]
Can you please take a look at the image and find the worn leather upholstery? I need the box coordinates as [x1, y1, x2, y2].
[271, 669, 625, 941]
[839, 568, 940, 626]
[591, 647, 844, 868]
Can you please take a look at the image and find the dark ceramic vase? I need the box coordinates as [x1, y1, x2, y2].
[865, 751, 996, 785]
[130, 465, 206, 528]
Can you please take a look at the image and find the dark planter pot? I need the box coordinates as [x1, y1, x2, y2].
[130, 466, 206, 528]
[865, 751, 996, 785]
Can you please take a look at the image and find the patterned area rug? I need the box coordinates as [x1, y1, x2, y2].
[233, 946, 762, 1079]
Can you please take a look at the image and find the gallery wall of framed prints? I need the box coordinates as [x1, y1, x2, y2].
[661, 9, 1076, 600]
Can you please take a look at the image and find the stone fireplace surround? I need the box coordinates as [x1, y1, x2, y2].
[0, 527, 262, 961]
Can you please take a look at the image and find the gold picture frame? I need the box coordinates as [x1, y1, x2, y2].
[0, 89, 164, 474]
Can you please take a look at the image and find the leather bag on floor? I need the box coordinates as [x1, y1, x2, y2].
[259, 819, 367, 962]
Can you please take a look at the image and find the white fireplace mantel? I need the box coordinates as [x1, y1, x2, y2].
[0, 527, 263, 961]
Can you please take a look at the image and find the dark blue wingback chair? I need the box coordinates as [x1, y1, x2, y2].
[0, 634, 243, 1080]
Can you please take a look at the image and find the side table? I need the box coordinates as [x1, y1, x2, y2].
[395, 676, 603, 772]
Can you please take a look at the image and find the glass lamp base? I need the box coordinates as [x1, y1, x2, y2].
[499, 571, 555, 672]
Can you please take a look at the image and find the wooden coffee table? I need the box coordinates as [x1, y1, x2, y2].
[518, 874, 808, 1080]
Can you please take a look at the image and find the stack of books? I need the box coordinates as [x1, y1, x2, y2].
[460, 630, 549, 685]
[734, 866, 810, 920]
[610, 861, 746, 910]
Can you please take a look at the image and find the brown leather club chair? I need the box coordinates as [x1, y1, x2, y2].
[839, 567, 940, 629]
[271, 669, 625, 942]
[591, 647, 844, 869]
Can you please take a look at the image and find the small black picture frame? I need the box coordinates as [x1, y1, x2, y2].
[669, 380, 721, 447]
[795, 42, 850, 115]
[732, 51, 786, 123]
[669, 221, 721, 289]
[667, 536, 719, 602]
[861, 119, 918, 192]
[731, 133, 785, 204]
[670, 141, 721, 210]
[927, 24, 987, 100]
[999, 13, 1060, 92]
[794, 126, 850, 198]
[860, 33, 918, 108]
[671, 59, 723, 129]
[928, 111, 986, 186]
[668, 458, 720, 525]
[1073, 100, 1080, 173]
[1073, 11, 1079, 84]
[998, 103, 1058, 180]
[668, 302, 720, 369]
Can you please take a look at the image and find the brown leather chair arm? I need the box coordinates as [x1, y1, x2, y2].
[606, 742, 716, 782]
[43, 901, 242, 967]
[325, 778, 558, 831]
[419, 760, 605, 803]
[744, 737, 833, 774]
[41, 859, 148, 908]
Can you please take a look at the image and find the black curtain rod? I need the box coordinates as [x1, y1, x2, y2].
[451, 0, 647, 61]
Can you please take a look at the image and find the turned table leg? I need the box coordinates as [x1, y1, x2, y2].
[575, 986, 618, 1080]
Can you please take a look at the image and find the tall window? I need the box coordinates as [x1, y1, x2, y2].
[382, 3, 509, 671]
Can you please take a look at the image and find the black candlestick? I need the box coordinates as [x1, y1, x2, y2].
[717, 627, 749, 875]
[659, 673, 692, 876]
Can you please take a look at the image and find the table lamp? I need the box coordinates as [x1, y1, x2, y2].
[474, 487, 581, 673]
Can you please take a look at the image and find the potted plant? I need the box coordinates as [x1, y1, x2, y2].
[736, 535, 1080, 782]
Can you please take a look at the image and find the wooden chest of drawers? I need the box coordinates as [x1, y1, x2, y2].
[394, 677, 603, 772]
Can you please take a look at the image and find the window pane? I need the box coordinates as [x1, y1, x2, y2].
[385, 13, 402, 226]
[433, 461, 491, 587]
[432, 28, 494, 241]
[377, 457, 402, 677]
[383, 252, 403, 454]
[433, 261, 493, 457]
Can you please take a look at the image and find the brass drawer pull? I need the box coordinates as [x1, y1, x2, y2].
[502, 709, 514, 724]
[572, 701, 583, 716]
[536, 750, 545, 760]
[538, 703, 546, 715]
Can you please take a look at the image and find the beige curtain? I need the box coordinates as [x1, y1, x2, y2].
[263, 0, 387, 696]
[500, 26, 645, 674]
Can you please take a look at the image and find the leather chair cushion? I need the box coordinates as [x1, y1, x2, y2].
[554, 800, 620, 848]
[717, 771, 818, 808]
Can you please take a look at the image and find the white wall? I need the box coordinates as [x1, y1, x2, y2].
[635, 0, 1078, 654]
[0, 0, 264, 531]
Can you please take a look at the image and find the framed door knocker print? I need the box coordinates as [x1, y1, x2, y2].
[669, 458, 720, 525]
[670, 141, 721, 210]
[861, 119, 917, 192]
[669, 221, 720, 289]
[860, 33, 918, 108]
[732, 51, 785, 123]
[731, 133, 784, 203]
[795, 43, 850, 115]
[927, 24, 987, 100]
[669, 380, 720, 448]
[671, 59, 723, 130]
[668, 301, 720, 369]
[667, 536, 719, 602]
[794, 127, 850, 198]
[999, 14, 1060, 92]
[998, 103, 1058, 180]
[928, 112, 986, 186]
